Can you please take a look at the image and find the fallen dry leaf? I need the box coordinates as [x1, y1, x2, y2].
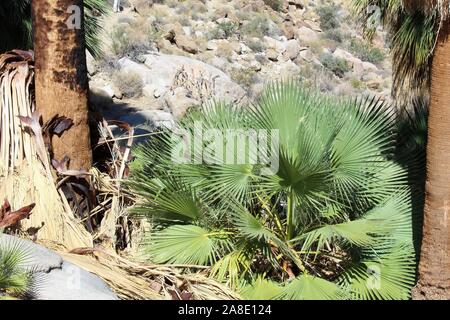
[0, 200, 36, 228]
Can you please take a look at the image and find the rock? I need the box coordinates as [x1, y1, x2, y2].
[209, 56, 229, 71]
[117, 58, 154, 84]
[263, 36, 286, 54]
[175, 34, 199, 54]
[353, 60, 379, 74]
[86, 50, 97, 76]
[281, 20, 296, 40]
[299, 48, 315, 62]
[230, 41, 242, 54]
[182, 26, 192, 36]
[304, 20, 323, 32]
[240, 43, 252, 55]
[120, 110, 175, 131]
[333, 48, 355, 62]
[132, 53, 245, 104]
[362, 72, 383, 89]
[333, 82, 355, 96]
[38, 261, 118, 300]
[165, 87, 200, 120]
[283, 40, 301, 60]
[266, 48, 279, 61]
[90, 84, 114, 100]
[162, 23, 198, 54]
[0, 234, 118, 300]
[296, 26, 319, 43]
[131, 0, 152, 13]
[332, 49, 379, 75]
[249, 60, 262, 72]
[288, 0, 304, 9]
[207, 40, 219, 51]
[142, 84, 161, 98]
[272, 61, 301, 80]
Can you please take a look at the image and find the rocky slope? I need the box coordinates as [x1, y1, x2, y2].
[89, 0, 392, 128]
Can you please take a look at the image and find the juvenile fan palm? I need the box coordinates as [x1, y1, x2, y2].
[0, 0, 109, 57]
[0, 233, 35, 299]
[130, 83, 416, 300]
[354, 0, 450, 299]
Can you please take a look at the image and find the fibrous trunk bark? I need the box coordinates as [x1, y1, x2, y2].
[31, 0, 92, 171]
[412, 19, 450, 300]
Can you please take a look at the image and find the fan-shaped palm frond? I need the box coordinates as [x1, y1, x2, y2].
[240, 277, 282, 300]
[276, 274, 347, 300]
[0, 234, 37, 299]
[130, 82, 416, 300]
[146, 224, 232, 265]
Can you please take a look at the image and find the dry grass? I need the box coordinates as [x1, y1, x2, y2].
[56, 248, 241, 300]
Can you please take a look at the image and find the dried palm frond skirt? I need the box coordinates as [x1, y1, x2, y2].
[0, 51, 238, 300]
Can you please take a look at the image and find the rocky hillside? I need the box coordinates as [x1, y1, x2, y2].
[89, 0, 392, 128]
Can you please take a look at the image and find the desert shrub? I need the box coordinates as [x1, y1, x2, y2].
[209, 21, 239, 40]
[110, 25, 133, 56]
[348, 38, 385, 64]
[319, 52, 350, 78]
[316, 3, 341, 31]
[241, 15, 276, 38]
[324, 29, 343, 43]
[263, 0, 284, 11]
[230, 67, 257, 89]
[351, 78, 365, 89]
[216, 42, 235, 61]
[130, 82, 416, 300]
[245, 39, 266, 53]
[113, 71, 143, 98]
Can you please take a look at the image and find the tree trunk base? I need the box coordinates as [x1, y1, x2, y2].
[411, 282, 450, 300]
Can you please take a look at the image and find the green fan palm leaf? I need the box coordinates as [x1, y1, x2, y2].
[0, 233, 37, 299]
[130, 82, 416, 300]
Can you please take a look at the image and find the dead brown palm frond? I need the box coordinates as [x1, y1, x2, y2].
[1, 51, 239, 300]
[0, 50, 35, 174]
[0, 50, 93, 249]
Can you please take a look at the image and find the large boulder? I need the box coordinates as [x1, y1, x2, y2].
[0, 234, 118, 300]
[119, 53, 245, 111]
[283, 39, 302, 60]
[296, 26, 319, 43]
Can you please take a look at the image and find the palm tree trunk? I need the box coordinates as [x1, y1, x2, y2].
[412, 19, 450, 300]
[31, 0, 92, 171]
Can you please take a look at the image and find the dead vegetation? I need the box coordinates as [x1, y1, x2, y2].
[0, 50, 238, 300]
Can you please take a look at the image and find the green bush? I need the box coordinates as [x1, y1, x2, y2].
[324, 29, 343, 43]
[348, 39, 385, 64]
[129, 82, 416, 300]
[319, 52, 350, 78]
[209, 21, 239, 40]
[316, 4, 341, 31]
[110, 25, 132, 57]
[245, 39, 267, 53]
[241, 15, 276, 38]
[263, 0, 284, 11]
[230, 67, 257, 89]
